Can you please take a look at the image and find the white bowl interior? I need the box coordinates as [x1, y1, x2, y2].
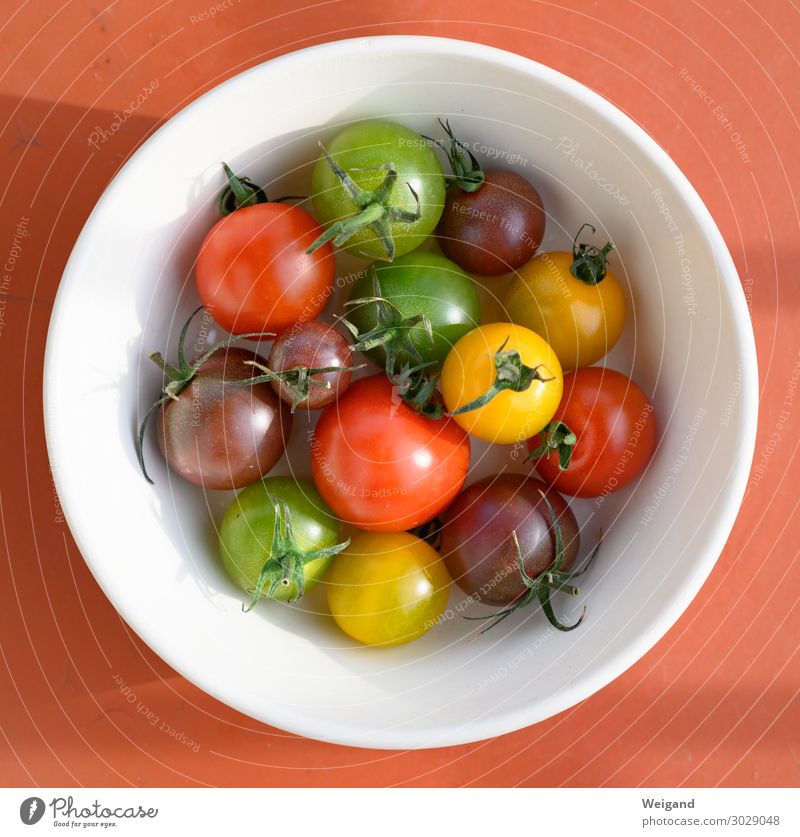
[45, 37, 756, 748]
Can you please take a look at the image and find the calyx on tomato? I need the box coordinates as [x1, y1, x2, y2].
[244, 493, 350, 609]
[305, 144, 421, 261]
[135, 307, 275, 483]
[341, 274, 444, 418]
[240, 358, 365, 413]
[570, 223, 615, 285]
[424, 118, 485, 192]
[468, 492, 600, 633]
[527, 420, 577, 470]
[217, 163, 306, 216]
[450, 336, 556, 415]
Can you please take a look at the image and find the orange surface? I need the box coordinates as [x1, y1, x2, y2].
[1, 0, 798, 788]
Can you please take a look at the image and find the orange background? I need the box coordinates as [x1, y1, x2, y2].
[1, 0, 798, 787]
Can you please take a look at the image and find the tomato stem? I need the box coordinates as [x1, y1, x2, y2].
[570, 223, 615, 285]
[218, 163, 268, 215]
[424, 118, 485, 192]
[135, 307, 275, 484]
[237, 359, 366, 413]
[450, 337, 556, 415]
[244, 493, 350, 608]
[306, 143, 421, 261]
[526, 420, 577, 470]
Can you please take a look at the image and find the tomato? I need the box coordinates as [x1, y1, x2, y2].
[219, 477, 348, 605]
[136, 308, 293, 488]
[310, 374, 470, 532]
[528, 367, 656, 498]
[154, 347, 291, 489]
[266, 322, 354, 411]
[440, 475, 590, 631]
[441, 322, 563, 444]
[504, 225, 626, 370]
[431, 120, 545, 275]
[195, 201, 335, 334]
[310, 120, 445, 260]
[327, 531, 451, 646]
[345, 251, 480, 372]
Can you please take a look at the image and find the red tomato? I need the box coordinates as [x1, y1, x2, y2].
[529, 367, 656, 498]
[195, 203, 335, 334]
[311, 374, 470, 532]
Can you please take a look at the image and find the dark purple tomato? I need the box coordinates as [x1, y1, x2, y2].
[156, 347, 292, 490]
[267, 322, 353, 410]
[439, 473, 578, 605]
[436, 170, 545, 276]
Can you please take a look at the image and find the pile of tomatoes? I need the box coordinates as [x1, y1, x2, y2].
[137, 119, 657, 647]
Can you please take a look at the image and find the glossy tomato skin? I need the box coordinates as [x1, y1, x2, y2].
[440, 474, 579, 605]
[219, 477, 340, 603]
[346, 252, 481, 371]
[327, 532, 451, 646]
[310, 374, 470, 532]
[504, 250, 626, 370]
[311, 121, 446, 260]
[529, 367, 656, 497]
[268, 322, 353, 410]
[156, 348, 292, 490]
[436, 170, 545, 276]
[195, 202, 335, 334]
[441, 322, 563, 444]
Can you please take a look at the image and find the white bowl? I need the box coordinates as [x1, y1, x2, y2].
[44, 36, 757, 749]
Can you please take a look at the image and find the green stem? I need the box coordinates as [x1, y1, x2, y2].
[425, 118, 485, 192]
[451, 337, 556, 415]
[570, 223, 615, 285]
[526, 420, 577, 470]
[306, 143, 421, 260]
[244, 493, 350, 609]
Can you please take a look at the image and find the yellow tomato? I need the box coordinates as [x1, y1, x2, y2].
[441, 322, 563, 444]
[327, 532, 451, 647]
[504, 249, 626, 370]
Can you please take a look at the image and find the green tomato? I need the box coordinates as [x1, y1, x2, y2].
[347, 251, 481, 371]
[311, 120, 445, 260]
[219, 477, 344, 604]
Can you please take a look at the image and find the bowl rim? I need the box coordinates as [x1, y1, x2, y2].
[43, 34, 759, 750]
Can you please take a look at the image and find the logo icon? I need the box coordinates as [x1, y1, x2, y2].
[19, 797, 45, 825]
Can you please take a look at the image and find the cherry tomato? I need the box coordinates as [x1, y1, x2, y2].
[528, 367, 656, 498]
[440, 474, 579, 604]
[310, 374, 470, 532]
[155, 347, 291, 490]
[219, 477, 347, 605]
[195, 202, 335, 334]
[327, 531, 451, 646]
[441, 322, 563, 444]
[346, 251, 480, 372]
[310, 120, 445, 260]
[432, 121, 545, 275]
[267, 322, 354, 410]
[504, 226, 626, 370]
